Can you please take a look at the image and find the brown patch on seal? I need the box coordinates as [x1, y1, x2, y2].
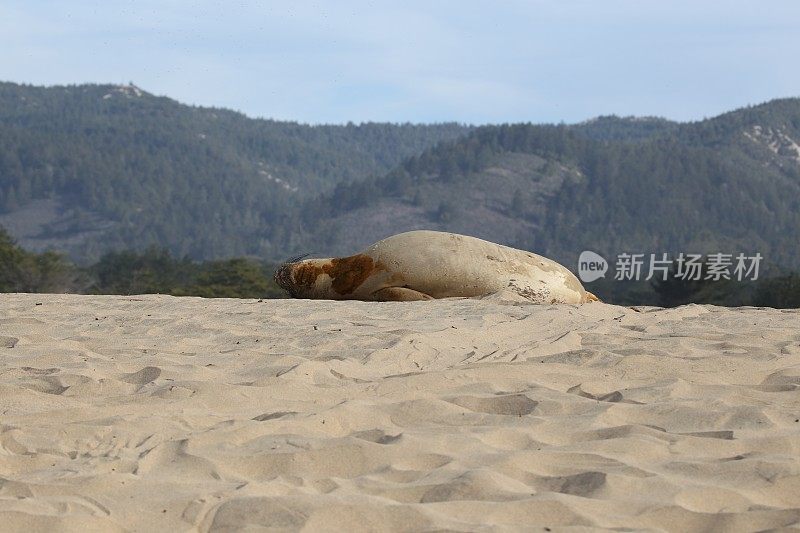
[322, 254, 383, 295]
[322, 254, 384, 295]
[280, 254, 387, 297]
[293, 262, 325, 290]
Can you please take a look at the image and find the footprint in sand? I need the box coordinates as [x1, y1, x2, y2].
[252, 411, 296, 421]
[756, 369, 800, 392]
[533, 471, 608, 497]
[567, 384, 643, 404]
[350, 429, 402, 444]
[447, 394, 538, 416]
[121, 366, 162, 385]
[2, 336, 18, 348]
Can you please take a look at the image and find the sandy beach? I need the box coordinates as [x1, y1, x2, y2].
[1, 293, 799, 531]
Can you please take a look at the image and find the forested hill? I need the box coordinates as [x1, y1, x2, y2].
[298, 98, 800, 270]
[2, 82, 799, 271]
[0, 82, 469, 260]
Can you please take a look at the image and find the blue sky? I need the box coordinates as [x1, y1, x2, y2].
[2, 1, 799, 124]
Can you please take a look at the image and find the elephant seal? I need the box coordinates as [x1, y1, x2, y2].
[274, 230, 598, 303]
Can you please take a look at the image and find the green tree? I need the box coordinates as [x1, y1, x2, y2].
[0, 226, 77, 292]
[185, 258, 277, 298]
[753, 274, 800, 308]
[436, 200, 458, 223]
[0, 226, 26, 291]
[510, 190, 525, 217]
[651, 261, 713, 307]
[90, 247, 195, 294]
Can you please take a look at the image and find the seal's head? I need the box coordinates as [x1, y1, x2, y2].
[274, 255, 329, 299]
[275, 253, 385, 300]
[274, 262, 299, 297]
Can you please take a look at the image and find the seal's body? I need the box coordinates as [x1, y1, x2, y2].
[275, 230, 597, 303]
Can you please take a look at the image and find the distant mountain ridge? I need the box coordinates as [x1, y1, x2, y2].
[0, 82, 469, 260]
[295, 97, 800, 270]
[1, 81, 799, 273]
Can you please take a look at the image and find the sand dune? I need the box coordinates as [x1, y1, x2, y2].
[1, 293, 799, 531]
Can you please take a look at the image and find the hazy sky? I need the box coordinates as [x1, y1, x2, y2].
[2, 1, 799, 124]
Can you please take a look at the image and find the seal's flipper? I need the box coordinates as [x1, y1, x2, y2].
[370, 287, 433, 302]
[583, 291, 600, 303]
